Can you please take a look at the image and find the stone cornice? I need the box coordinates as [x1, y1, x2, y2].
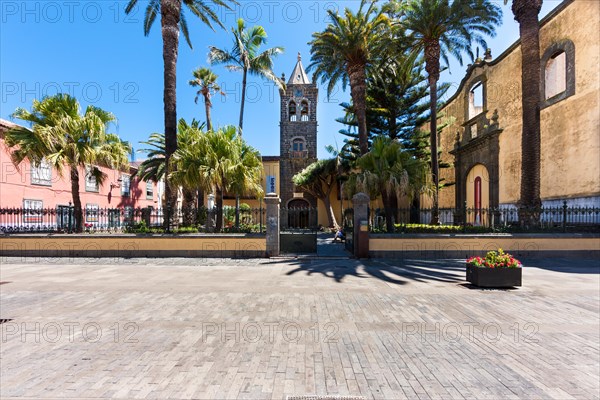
[450, 128, 503, 155]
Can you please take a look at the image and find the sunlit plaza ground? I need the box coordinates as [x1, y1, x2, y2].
[1, 255, 599, 400]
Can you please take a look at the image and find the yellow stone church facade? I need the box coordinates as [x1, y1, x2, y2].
[430, 0, 599, 213]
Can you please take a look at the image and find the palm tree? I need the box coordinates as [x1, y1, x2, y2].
[208, 18, 283, 228]
[347, 136, 429, 233]
[189, 67, 223, 131]
[171, 126, 263, 231]
[125, 0, 235, 230]
[506, 0, 543, 224]
[227, 138, 264, 229]
[5, 94, 130, 233]
[208, 18, 284, 134]
[137, 119, 205, 224]
[136, 133, 167, 185]
[137, 119, 205, 184]
[402, 0, 502, 224]
[308, 0, 391, 156]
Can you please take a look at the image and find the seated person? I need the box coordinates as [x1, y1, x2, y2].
[333, 227, 345, 242]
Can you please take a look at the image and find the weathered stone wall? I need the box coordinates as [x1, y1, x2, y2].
[0, 234, 266, 258]
[435, 0, 600, 208]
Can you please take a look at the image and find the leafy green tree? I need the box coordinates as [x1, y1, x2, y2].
[505, 0, 543, 223]
[333, 99, 366, 165]
[345, 136, 430, 232]
[208, 18, 284, 133]
[6, 94, 130, 233]
[308, 0, 391, 155]
[369, 61, 455, 206]
[189, 67, 223, 131]
[125, 0, 235, 229]
[293, 147, 347, 229]
[402, 0, 501, 224]
[336, 55, 449, 157]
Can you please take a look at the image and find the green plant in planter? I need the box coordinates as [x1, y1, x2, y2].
[467, 248, 521, 268]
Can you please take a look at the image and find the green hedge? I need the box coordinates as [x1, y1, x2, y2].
[392, 224, 493, 234]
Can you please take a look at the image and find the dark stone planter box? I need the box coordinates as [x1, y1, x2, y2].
[466, 264, 522, 287]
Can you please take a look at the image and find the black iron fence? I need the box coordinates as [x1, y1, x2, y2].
[0, 205, 266, 234]
[279, 206, 319, 254]
[369, 202, 600, 233]
[279, 207, 319, 231]
[4, 202, 598, 235]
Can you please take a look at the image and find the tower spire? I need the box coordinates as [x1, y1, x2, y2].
[288, 52, 310, 85]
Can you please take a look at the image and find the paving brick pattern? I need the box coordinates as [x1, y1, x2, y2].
[0, 257, 598, 399]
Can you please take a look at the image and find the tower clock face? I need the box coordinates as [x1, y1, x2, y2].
[294, 88, 302, 98]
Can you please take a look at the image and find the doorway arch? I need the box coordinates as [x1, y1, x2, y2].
[466, 164, 490, 225]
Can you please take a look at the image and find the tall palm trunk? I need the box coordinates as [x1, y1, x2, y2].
[204, 91, 213, 131]
[182, 188, 197, 226]
[201, 90, 211, 213]
[382, 189, 395, 233]
[425, 41, 441, 225]
[239, 67, 248, 133]
[197, 189, 204, 209]
[70, 166, 83, 233]
[161, 0, 181, 231]
[348, 64, 369, 155]
[389, 192, 399, 228]
[514, 0, 543, 225]
[234, 68, 248, 229]
[215, 186, 224, 231]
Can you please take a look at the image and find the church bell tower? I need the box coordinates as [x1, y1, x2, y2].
[279, 53, 318, 224]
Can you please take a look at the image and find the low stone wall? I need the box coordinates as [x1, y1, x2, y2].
[369, 233, 600, 259]
[0, 234, 266, 259]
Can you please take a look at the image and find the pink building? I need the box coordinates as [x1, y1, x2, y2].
[0, 119, 158, 230]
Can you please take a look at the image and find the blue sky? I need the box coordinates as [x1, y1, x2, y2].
[1, 0, 562, 159]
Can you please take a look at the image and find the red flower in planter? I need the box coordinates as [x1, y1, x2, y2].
[467, 249, 521, 268]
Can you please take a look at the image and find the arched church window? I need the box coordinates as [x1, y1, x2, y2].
[291, 137, 306, 158]
[468, 82, 484, 120]
[289, 101, 297, 122]
[541, 39, 575, 108]
[300, 100, 309, 121]
[545, 51, 567, 100]
[293, 138, 304, 152]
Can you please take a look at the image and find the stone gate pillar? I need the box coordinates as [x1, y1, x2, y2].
[353, 192, 370, 259]
[265, 193, 281, 257]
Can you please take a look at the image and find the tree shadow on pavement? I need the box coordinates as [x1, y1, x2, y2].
[279, 258, 465, 285]
[520, 258, 600, 274]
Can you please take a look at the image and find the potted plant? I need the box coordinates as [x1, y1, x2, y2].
[466, 249, 522, 287]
